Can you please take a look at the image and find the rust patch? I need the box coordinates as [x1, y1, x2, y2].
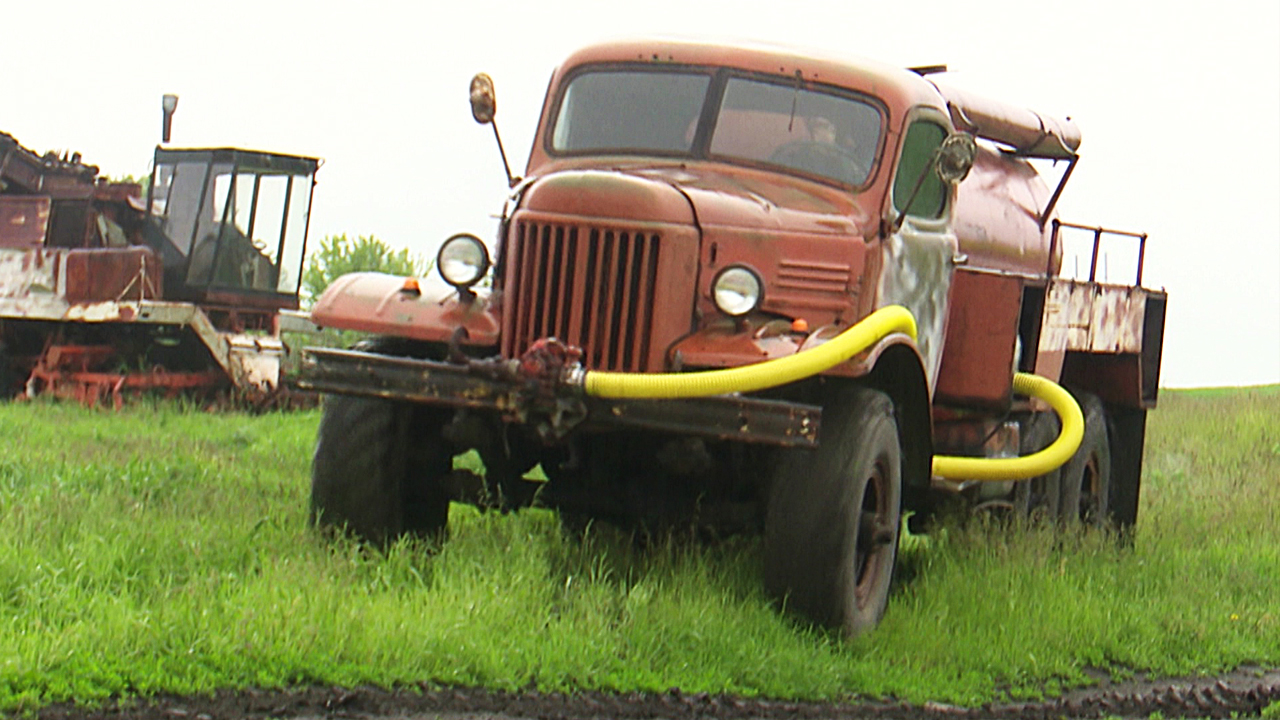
[0, 196, 50, 248]
[934, 269, 1021, 408]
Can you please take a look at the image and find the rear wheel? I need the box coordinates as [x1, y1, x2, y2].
[311, 394, 452, 545]
[1013, 412, 1062, 521]
[764, 386, 902, 638]
[1059, 393, 1111, 527]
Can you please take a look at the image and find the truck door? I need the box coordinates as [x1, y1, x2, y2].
[878, 114, 958, 391]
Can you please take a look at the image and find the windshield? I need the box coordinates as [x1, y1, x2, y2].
[552, 70, 710, 154]
[550, 67, 883, 186]
[152, 156, 314, 295]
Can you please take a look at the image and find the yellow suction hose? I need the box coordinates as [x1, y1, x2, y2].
[578, 305, 1082, 481]
[584, 305, 918, 399]
[930, 372, 1084, 481]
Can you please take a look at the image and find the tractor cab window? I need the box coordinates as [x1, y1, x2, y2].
[150, 149, 316, 297]
[150, 159, 207, 257]
[187, 168, 279, 290]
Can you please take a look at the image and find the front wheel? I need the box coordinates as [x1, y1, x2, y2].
[764, 386, 902, 638]
[311, 394, 453, 546]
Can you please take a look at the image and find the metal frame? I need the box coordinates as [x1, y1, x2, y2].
[1048, 219, 1149, 285]
[297, 347, 822, 448]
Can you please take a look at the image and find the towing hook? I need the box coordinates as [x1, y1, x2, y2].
[505, 338, 590, 440]
[447, 326, 471, 363]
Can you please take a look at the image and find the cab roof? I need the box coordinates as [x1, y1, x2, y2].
[552, 36, 949, 123]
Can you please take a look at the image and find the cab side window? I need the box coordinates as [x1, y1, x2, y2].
[892, 121, 948, 219]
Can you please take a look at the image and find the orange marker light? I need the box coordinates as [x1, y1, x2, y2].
[791, 318, 809, 333]
[400, 277, 421, 296]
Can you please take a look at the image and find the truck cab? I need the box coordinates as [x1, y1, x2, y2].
[302, 38, 1166, 639]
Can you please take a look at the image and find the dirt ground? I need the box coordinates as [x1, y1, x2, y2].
[34, 667, 1280, 720]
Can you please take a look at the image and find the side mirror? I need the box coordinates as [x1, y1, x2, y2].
[935, 132, 977, 184]
[470, 73, 497, 125]
[470, 72, 517, 188]
[891, 131, 977, 232]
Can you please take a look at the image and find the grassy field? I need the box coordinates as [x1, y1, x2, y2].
[0, 387, 1276, 711]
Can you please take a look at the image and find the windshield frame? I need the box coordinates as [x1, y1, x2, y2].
[146, 148, 318, 299]
[544, 63, 889, 189]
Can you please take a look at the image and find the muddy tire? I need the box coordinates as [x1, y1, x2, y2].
[0, 342, 15, 400]
[311, 394, 452, 546]
[1059, 393, 1111, 527]
[764, 386, 902, 639]
[1013, 412, 1062, 521]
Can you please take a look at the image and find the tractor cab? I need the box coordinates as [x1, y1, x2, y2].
[145, 147, 319, 318]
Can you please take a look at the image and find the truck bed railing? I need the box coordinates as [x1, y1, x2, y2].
[1049, 219, 1149, 286]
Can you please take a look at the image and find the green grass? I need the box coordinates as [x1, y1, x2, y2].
[0, 388, 1277, 711]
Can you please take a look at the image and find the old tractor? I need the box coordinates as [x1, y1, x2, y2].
[0, 108, 319, 406]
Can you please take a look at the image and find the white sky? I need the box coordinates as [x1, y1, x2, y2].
[6, 0, 1278, 388]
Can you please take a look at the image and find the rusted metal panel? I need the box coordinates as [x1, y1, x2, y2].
[0, 196, 50, 248]
[26, 343, 226, 409]
[0, 132, 98, 195]
[1061, 352, 1144, 407]
[1087, 286, 1147, 354]
[670, 323, 802, 369]
[933, 268, 1022, 408]
[582, 394, 819, 447]
[1040, 279, 1148, 357]
[934, 417, 1019, 456]
[2, 247, 161, 310]
[1035, 277, 1162, 407]
[953, 147, 1060, 276]
[699, 224, 866, 325]
[226, 334, 284, 391]
[1040, 280, 1090, 354]
[310, 271, 501, 347]
[62, 247, 162, 303]
[0, 248, 61, 301]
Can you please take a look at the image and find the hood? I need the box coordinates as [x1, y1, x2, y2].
[519, 162, 877, 238]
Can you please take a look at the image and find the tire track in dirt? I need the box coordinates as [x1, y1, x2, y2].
[35, 668, 1280, 720]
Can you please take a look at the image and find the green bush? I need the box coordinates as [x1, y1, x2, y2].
[301, 234, 427, 306]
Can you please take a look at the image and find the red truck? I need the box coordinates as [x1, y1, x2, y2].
[300, 38, 1166, 637]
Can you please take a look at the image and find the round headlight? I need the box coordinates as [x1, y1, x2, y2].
[437, 233, 491, 288]
[712, 266, 762, 317]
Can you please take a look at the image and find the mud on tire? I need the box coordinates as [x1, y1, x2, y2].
[764, 386, 902, 638]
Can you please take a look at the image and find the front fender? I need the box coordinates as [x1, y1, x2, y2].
[310, 272, 500, 347]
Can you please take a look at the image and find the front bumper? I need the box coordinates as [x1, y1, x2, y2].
[297, 347, 820, 448]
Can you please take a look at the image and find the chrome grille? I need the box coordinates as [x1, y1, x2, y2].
[504, 220, 661, 372]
